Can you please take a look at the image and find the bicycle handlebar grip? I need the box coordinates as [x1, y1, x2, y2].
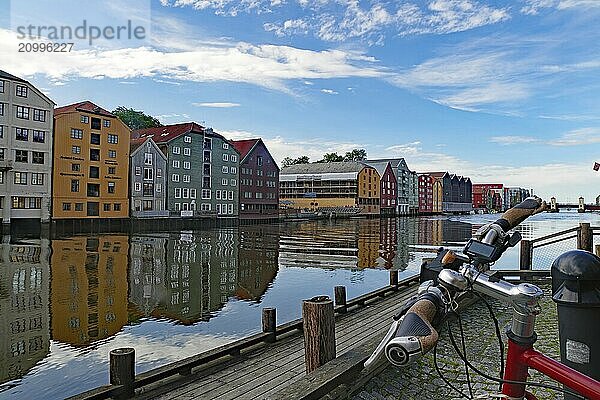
[495, 196, 547, 232]
[385, 298, 439, 366]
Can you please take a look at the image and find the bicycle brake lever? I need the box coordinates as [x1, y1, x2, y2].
[364, 317, 401, 370]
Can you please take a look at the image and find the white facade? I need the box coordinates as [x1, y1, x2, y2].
[0, 72, 55, 224]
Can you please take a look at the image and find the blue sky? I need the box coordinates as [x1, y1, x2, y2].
[1, 0, 599, 201]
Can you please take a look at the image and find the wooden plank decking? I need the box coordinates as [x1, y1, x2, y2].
[135, 284, 418, 400]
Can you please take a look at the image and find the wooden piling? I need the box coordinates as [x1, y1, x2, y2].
[595, 245, 600, 257]
[577, 223, 592, 252]
[110, 348, 135, 399]
[262, 308, 277, 343]
[302, 296, 336, 374]
[389, 270, 398, 289]
[520, 239, 533, 270]
[334, 286, 347, 313]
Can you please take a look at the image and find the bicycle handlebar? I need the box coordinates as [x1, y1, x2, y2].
[493, 196, 547, 232]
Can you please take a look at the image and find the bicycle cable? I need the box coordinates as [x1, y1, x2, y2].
[446, 311, 587, 400]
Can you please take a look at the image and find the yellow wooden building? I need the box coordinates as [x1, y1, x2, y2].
[52, 101, 130, 219]
[279, 161, 380, 215]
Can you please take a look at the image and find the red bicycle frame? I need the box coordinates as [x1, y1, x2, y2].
[502, 338, 600, 400]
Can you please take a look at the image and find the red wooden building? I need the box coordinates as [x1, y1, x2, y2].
[230, 139, 280, 220]
[363, 161, 397, 215]
[472, 183, 503, 211]
[418, 174, 435, 214]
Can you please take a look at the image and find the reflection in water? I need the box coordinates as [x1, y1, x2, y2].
[50, 236, 129, 346]
[2, 214, 592, 398]
[0, 238, 50, 386]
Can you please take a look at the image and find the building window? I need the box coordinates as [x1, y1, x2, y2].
[175, 188, 182, 198]
[204, 150, 211, 162]
[81, 115, 89, 124]
[16, 85, 28, 97]
[12, 197, 41, 209]
[62, 203, 71, 211]
[87, 202, 99, 216]
[183, 175, 190, 183]
[183, 161, 190, 170]
[228, 191, 234, 200]
[182, 188, 189, 198]
[143, 200, 153, 211]
[231, 155, 237, 162]
[174, 203, 181, 211]
[33, 130, 45, 143]
[0, 149, 4, 160]
[228, 204, 233, 214]
[222, 166, 229, 174]
[172, 160, 180, 168]
[172, 174, 179, 182]
[103, 119, 111, 128]
[90, 133, 100, 145]
[143, 168, 153, 180]
[190, 189, 196, 199]
[134, 166, 141, 176]
[222, 178, 228, 186]
[108, 166, 116, 174]
[32, 109, 46, 122]
[184, 136, 192, 143]
[87, 184, 100, 197]
[0, 126, 3, 138]
[223, 154, 229, 162]
[144, 153, 152, 165]
[173, 146, 181, 155]
[16, 106, 29, 119]
[156, 168, 162, 178]
[134, 182, 141, 192]
[14, 172, 27, 184]
[156, 183, 162, 192]
[201, 203, 211, 211]
[91, 117, 101, 130]
[231, 166, 237, 174]
[203, 176, 210, 188]
[71, 179, 79, 192]
[0, 171, 3, 184]
[216, 190, 222, 200]
[230, 179, 237, 186]
[88, 167, 99, 180]
[75, 203, 84, 211]
[204, 138, 212, 149]
[0, 80, 4, 93]
[15, 150, 28, 163]
[108, 150, 116, 158]
[104, 203, 111, 211]
[90, 149, 100, 161]
[257, 156, 263, 166]
[72, 163, 80, 172]
[107, 134, 118, 144]
[202, 189, 211, 199]
[114, 203, 121, 211]
[108, 182, 115, 193]
[15, 128, 28, 141]
[71, 128, 83, 139]
[32, 152, 44, 164]
[31, 173, 44, 185]
[223, 143, 229, 149]
[72, 146, 81, 154]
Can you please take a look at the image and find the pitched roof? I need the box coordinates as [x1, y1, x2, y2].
[133, 122, 205, 144]
[55, 101, 114, 117]
[281, 161, 368, 175]
[362, 161, 391, 177]
[0, 69, 27, 83]
[366, 158, 412, 172]
[130, 137, 148, 153]
[230, 139, 259, 160]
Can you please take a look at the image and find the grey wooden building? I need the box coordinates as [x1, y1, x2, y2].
[129, 137, 169, 218]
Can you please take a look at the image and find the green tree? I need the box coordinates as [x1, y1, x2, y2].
[112, 106, 162, 130]
[282, 156, 310, 167]
[344, 148, 367, 161]
[320, 152, 344, 162]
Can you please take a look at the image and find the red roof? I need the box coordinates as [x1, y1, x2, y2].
[55, 101, 114, 117]
[230, 139, 260, 160]
[133, 122, 205, 144]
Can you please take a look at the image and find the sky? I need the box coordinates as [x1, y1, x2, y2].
[1, 0, 599, 202]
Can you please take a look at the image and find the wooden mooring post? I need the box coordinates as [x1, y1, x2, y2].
[334, 286, 347, 313]
[389, 270, 399, 289]
[520, 239, 533, 270]
[302, 296, 336, 374]
[110, 348, 135, 399]
[577, 223, 593, 252]
[262, 308, 277, 343]
[596, 244, 600, 257]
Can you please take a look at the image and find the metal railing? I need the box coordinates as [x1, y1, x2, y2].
[520, 223, 598, 270]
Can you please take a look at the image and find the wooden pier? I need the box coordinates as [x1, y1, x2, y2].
[69, 274, 421, 400]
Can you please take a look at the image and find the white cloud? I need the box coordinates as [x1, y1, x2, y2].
[320, 88, 339, 95]
[547, 127, 600, 146]
[490, 136, 539, 145]
[521, 0, 600, 14]
[0, 28, 387, 93]
[192, 102, 241, 108]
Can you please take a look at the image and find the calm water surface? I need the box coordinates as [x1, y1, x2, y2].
[1, 212, 599, 399]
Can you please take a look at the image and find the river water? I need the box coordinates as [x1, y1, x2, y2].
[1, 212, 599, 399]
